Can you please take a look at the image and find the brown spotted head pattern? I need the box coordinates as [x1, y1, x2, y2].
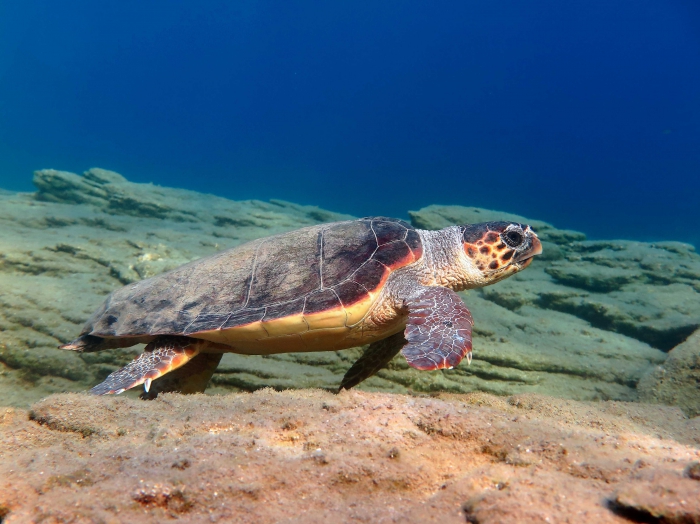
[461, 221, 542, 285]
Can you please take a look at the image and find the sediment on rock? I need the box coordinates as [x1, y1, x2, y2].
[0, 390, 698, 524]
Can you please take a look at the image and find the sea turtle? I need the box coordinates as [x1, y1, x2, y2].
[61, 217, 542, 397]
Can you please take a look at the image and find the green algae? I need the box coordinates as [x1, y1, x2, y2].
[0, 168, 698, 415]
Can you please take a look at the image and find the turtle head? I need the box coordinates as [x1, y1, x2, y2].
[461, 221, 542, 286]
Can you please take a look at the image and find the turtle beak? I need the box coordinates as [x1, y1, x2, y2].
[513, 234, 542, 268]
[529, 235, 543, 257]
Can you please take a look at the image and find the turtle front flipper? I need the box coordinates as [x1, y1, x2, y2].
[89, 336, 210, 395]
[339, 331, 406, 391]
[401, 286, 474, 371]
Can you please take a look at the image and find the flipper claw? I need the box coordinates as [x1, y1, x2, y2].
[89, 336, 203, 396]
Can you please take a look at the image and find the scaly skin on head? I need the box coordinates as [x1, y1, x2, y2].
[414, 221, 542, 291]
[460, 221, 542, 287]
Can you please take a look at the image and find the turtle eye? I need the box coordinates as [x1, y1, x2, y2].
[503, 229, 524, 247]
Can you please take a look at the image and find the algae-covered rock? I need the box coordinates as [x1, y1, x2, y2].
[33, 167, 352, 227]
[638, 329, 700, 417]
[540, 283, 699, 351]
[539, 241, 700, 350]
[474, 233, 700, 352]
[0, 172, 696, 407]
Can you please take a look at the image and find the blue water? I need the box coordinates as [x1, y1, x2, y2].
[1, 1, 698, 245]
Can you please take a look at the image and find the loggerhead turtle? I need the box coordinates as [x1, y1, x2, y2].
[61, 218, 542, 397]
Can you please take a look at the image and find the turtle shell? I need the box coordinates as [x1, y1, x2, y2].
[82, 217, 423, 353]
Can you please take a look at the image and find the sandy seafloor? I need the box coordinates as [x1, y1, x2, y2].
[0, 168, 698, 522]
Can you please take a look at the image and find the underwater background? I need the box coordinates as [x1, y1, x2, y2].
[1, 0, 699, 246]
[0, 0, 699, 415]
[1, 7, 700, 519]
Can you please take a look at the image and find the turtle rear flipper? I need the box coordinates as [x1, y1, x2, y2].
[90, 336, 211, 395]
[339, 332, 405, 391]
[140, 352, 223, 399]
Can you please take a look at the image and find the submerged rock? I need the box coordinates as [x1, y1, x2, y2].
[0, 169, 697, 406]
[0, 390, 697, 523]
[638, 329, 700, 417]
[543, 241, 700, 349]
[34, 167, 345, 226]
